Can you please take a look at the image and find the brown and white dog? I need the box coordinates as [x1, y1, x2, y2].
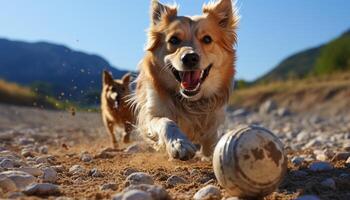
[101, 71, 134, 148]
[133, 0, 238, 160]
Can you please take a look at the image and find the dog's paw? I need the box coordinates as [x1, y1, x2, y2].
[167, 138, 197, 161]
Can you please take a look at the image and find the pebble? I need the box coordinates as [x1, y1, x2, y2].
[124, 184, 170, 200]
[309, 161, 333, 172]
[23, 183, 60, 196]
[296, 195, 320, 200]
[193, 185, 222, 200]
[123, 168, 138, 177]
[81, 153, 93, 162]
[0, 159, 15, 169]
[0, 177, 17, 192]
[18, 137, 35, 145]
[277, 107, 291, 117]
[21, 149, 35, 158]
[331, 152, 350, 161]
[120, 189, 152, 200]
[296, 131, 310, 142]
[291, 156, 304, 166]
[259, 100, 277, 115]
[320, 178, 336, 190]
[125, 172, 154, 186]
[36, 155, 55, 164]
[17, 167, 43, 177]
[69, 165, 85, 175]
[0, 131, 14, 141]
[100, 182, 118, 191]
[90, 168, 103, 177]
[0, 171, 35, 189]
[52, 165, 65, 173]
[124, 144, 142, 154]
[39, 146, 49, 154]
[42, 167, 57, 183]
[166, 175, 187, 187]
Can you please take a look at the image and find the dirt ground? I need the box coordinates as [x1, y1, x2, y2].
[0, 104, 350, 200]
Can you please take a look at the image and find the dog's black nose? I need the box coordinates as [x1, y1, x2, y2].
[181, 53, 200, 68]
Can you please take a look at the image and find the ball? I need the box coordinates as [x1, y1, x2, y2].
[213, 125, 287, 198]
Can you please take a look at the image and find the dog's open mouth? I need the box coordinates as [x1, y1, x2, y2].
[171, 64, 213, 97]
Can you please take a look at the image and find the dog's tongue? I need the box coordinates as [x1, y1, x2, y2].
[181, 70, 201, 90]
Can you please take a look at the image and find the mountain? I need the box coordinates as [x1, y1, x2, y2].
[0, 38, 128, 105]
[256, 28, 350, 83]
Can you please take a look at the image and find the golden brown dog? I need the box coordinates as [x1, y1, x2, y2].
[132, 0, 238, 160]
[101, 71, 134, 148]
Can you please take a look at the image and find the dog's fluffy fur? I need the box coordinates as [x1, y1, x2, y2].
[133, 0, 238, 160]
[101, 71, 134, 148]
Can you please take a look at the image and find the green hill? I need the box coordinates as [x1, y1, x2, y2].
[256, 28, 350, 83]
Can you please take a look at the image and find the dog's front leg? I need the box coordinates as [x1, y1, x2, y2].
[148, 118, 197, 161]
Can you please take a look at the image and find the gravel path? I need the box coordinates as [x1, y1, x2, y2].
[0, 102, 349, 199]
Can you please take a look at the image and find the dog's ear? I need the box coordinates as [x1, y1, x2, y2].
[122, 72, 132, 85]
[146, 1, 177, 51]
[150, 0, 177, 25]
[203, 0, 239, 29]
[103, 70, 114, 85]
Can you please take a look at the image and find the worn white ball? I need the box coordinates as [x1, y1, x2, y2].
[213, 125, 287, 198]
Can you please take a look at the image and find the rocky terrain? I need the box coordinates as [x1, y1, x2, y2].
[0, 102, 350, 200]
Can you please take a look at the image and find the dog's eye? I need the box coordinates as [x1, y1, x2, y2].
[168, 36, 181, 45]
[202, 35, 212, 44]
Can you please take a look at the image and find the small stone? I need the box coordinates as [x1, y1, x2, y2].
[309, 161, 333, 172]
[112, 193, 123, 200]
[90, 168, 103, 178]
[21, 149, 35, 158]
[296, 131, 310, 142]
[320, 178, 336, 190]
[0, 159, 15, 169]
[69, 165, 85, 175]
[18, 137, 35, 145]
[304, 139, 322, 149]
[166, 175, 187, 187]
[259, 100, 277, 115]
[125, 172, 154, 186]
[124, 184, 170, 200]
[95, 148, 118, 159]
[193, 185, 222, 200]
[122, 189, 152, 200]
[17, 167, 43, 177]
[291, 156, 304, 166]
[42, 167, 57, 183]
[277, 107, 291, 117]
[0, 177, 17, 192]
[0, 132, 14, 141]
[81, 153, 93, 162]
[331, 152, 350, 162]
[52, 165, 65, 173]
[100, 182, 118, 191]
[123, 168, 138, 177]
[0, 171, 35, 189]
[35, 155, 55, 164]
[23, 183, 60, 196]
[39, 146, 48, 154]
[296, 195, 320, 200]
[124, 144, 142, 154]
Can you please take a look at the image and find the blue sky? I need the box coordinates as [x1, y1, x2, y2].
[0, 0, 349, 81]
